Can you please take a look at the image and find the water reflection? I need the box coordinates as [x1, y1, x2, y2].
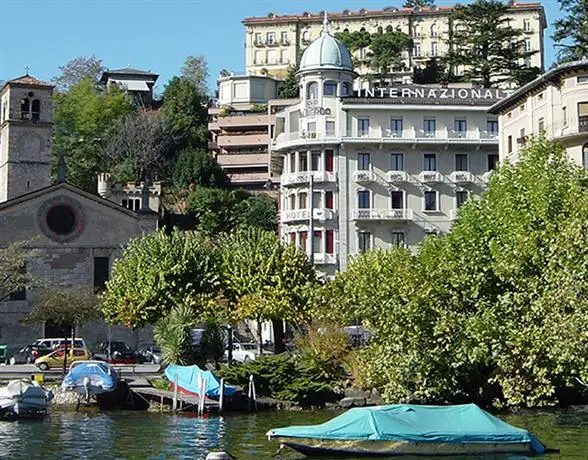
[0, 408, 585, 459]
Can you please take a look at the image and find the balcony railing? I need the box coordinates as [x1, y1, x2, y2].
[342, 127, 499, 145]
[313, 253, 337, 265]
[419, 171, 443, 183]
[450, 171, 474, 183]
[282, 208, 335, 223]
[352, 208, 413, 221]
[386, 170, 408, 183]
[353, 170, 376, 182]
[281, 171, 337, 186]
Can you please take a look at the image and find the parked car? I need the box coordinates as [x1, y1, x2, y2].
[35, 348, 90, 370]
[9, 344, 52, 365]
[224, 343, 265, 363]
[137, 346, 161, 364]
[32, 338, 87, 351]
[93, 341, 138, 364]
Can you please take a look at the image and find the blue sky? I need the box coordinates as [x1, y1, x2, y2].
[1, 0, 565, 93]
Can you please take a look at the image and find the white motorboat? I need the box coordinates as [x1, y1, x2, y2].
[0, 379, 53, 416]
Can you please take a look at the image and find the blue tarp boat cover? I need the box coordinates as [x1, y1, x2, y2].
[165, 364, 239, 398]
[269, 404, 545, 453]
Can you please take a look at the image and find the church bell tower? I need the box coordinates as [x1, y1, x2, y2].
[0, 75, 53, 203]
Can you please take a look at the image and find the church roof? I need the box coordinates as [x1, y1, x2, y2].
[0, 182, 153, 219]
[299, 15, 353, 73]
[0, 75, 53, 92]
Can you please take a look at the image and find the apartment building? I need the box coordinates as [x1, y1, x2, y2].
[489, 59, 588, 165]
[208, 74, 282, 189]
[271, 18, 508, 276]
[242, 3, 546, 79]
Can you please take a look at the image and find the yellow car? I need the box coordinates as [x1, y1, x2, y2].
[35, 348, 90, 370]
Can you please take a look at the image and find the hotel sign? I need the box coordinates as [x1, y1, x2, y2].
[358, 85, 514, 101]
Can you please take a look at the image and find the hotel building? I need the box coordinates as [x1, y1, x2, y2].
[489, 60, 588, 165]
[271, 19, 510, 276]
[208, 74, 282, 189]
[242, 3, 546, 79]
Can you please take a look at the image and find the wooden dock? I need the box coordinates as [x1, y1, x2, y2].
[127, 378, 220, 413]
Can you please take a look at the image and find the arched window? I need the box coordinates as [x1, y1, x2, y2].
[340, 82, 352, 96]
[583, 143, 588, 169]
[307, 81, 318, 100]
[377, 26, 383, 34]
[31, 99, 41, 121]
[324, 81, 337, 97]
[430, 23, 438, 37]
[414, 24, 421, 37]
[302, 30, 310, 43]
[386, 25, 393, 33]
[20, 98, 30, 120]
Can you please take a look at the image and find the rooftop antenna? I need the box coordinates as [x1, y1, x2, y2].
[24, 66, 30, 76]
[322, 10, 329, 34]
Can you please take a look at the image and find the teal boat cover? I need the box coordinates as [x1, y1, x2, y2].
[269, 404, 545, 453]
[165, 364, 239, 398]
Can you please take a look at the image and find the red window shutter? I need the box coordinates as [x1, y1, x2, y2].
[326, 230, 334, 254]
[325, 191, 334, 209]
[325, 150, 334, 172]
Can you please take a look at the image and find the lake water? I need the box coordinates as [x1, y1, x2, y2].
[1, 408, 588, 459]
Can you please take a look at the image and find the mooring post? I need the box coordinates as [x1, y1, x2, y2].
[219, 377, 225, 413]
[173, 373, 178, 413]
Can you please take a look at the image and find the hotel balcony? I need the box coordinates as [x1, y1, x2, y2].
[281, 171, 337, 186]
[313, 253, 337, 265]
[386, 170, 409, 183]
[273, 131, 339, 150]
[227, 171, 269, 184]
[282, 208, 335, 223]
[352, 208, 413, 221]
[352, 170, 377, 183]
[216, 152, 268, 168]
[449, 171, 474, 184]
[209, 114, 269, 131]
[216, 133, 268, 148]
[343, 127, 499, 146]
[419, 171, 444, 183]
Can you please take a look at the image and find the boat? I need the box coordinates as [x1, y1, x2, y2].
[0, 379, 53, 416]
[267, 403, 549, 457]
[165, 364, 239, 399]
[61, 360, 118, 397]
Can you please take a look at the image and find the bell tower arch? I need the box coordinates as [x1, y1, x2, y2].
[0, 75, 53, 203]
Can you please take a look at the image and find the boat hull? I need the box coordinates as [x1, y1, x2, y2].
[279, 437, 535, 457]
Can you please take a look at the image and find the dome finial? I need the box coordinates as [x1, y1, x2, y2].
[322, 10, 329, 35]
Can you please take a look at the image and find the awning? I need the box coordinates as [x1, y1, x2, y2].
[110, 79, 149, 91]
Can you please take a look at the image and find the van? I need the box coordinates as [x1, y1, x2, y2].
[32, 338, 87, 351]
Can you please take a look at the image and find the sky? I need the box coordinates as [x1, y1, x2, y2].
[0, 0, 567, 93]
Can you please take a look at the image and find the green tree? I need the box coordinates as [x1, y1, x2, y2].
[172, 148, 230, 189]
[53, 77, 134, 191]
[100, 229, 222, 327]
[552, 0, 588, 62]
[325, 137, 588, 408]
[52, 55, 106, 92]
[0, 240, 38, 302]
[334, 29, 372, 53]
[220, 227, 317, 353]
[162, 77, 209, 151]
[277, 65, 300, 99]
[100, 110, 172, 182]
[235, 194, 278, 232]
[403, 0, 435, 6]
[184, 187, 237, 235]
[413, 58, 447, 84]
[26, 287, 101, 373]
[369, 31, 413, 77]
[443, 0, 536, 87]
[180, 55, 209, 94]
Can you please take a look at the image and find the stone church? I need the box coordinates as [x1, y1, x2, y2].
[0, 75, 157, 353]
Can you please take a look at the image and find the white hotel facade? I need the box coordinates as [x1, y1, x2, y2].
[271, 19, 510, 276]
